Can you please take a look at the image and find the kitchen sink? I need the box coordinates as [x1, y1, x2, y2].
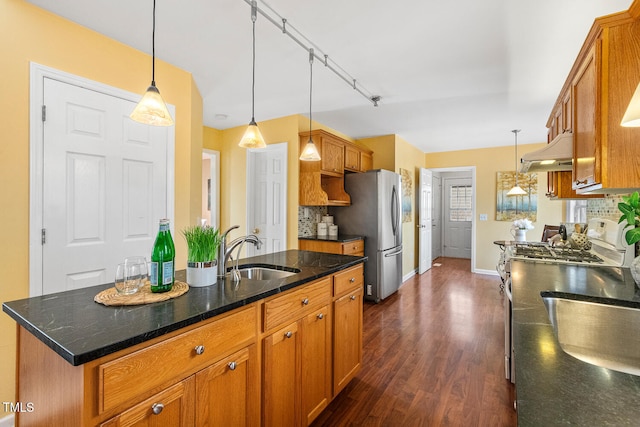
[229, 265, 301, 281]
[542, 293, 640, 376]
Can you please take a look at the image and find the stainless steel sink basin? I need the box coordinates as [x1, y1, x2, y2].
[229, 266, 300, 281]
[542, 294, 640, 376]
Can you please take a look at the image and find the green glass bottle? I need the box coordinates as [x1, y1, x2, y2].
[150, 218, 175, 293]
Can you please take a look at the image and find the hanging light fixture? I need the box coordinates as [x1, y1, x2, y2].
[621, 82, 640, 127]
[130, 0, 174, 126]
[300, 48, 321, 161]
[507, 129, 527, 196]
[239, 0, 267, 149]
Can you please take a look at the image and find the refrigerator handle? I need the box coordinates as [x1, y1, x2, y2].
[391, 185, 399, 236]
[384, 248, 403, 257]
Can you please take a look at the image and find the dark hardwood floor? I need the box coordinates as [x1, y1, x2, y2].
[312, 257, 517, 427]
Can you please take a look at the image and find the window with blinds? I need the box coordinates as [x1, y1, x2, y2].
[450, 185, 472, 221]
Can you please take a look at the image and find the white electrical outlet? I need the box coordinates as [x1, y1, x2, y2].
[479, 214, 488, 221]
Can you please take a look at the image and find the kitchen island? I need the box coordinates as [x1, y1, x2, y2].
[511, 260, 640, 426]
[3, 250, 366, 426]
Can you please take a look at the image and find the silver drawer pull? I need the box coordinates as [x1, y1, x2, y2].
[317, 313, 324, 320]
[228, 361, 237, 371]
[285, 331, 293, 338]
[349, 277, 355, 283]
[302, 298, 309, 305]
[194, 345, 205, 355]
[350, 295, 357, 301]
[152, 403, 164, 415]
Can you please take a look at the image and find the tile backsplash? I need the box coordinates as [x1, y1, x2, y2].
[587, 194, 630, 221]
[298, 206, 328, 237]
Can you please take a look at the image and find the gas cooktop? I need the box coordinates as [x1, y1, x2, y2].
[513, 243, 604, 264]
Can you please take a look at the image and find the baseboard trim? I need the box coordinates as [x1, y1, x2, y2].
[474, 268, 499, 276]
[403, 269, 417, 283]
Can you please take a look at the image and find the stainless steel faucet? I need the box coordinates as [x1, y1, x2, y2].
[217, 225, 262, 277]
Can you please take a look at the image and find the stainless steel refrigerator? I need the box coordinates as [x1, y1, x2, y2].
[332, 169, 402, 302]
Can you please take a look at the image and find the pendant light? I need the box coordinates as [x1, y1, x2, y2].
[300, 48, 321, 161]
[130, 0, 174, 126]
[507, 129, 527, 196]
[621, 82, 640, 127]
[239, 0, 267, 149]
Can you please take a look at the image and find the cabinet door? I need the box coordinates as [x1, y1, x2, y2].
[195, 345, 259, 427]
[101, 377, 195, 427]
[263, 321, 300, 427]
[360, 151, 373, 172]
[344, 145, 360, 172]
[333, 287, 363, 396]
[301, 306, 331, 426]
[572, 42, 599, 190]
[321, 138, 344, 175]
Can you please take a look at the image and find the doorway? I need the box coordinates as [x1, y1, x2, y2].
[246, 143, 287, 256]
[202, 150, 220, 229]
[29, 63, 175, 296]
[428, 167, 476, 270]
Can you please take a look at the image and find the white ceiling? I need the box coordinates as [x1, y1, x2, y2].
[27, 0, 633, 153]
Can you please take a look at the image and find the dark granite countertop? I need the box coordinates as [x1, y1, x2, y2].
[2, 250, 366, 366]
[511, 260, 640, 426]
[298, 234, 364, 243]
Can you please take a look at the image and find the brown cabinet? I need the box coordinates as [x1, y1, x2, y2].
[321, 137, 344, 176]
[546, 171, 602, 199]
[344, 144, 360, 172]
[16, 305, 259, 427]
[546, 12, 640, 194]
[15, 262, 364, 427]
[298, 238, 364, 256]
[299, 130, 373, 206]
[332, 265, 363, 396]
[261, 277, 332, 426]
[101, 378, 195, 427]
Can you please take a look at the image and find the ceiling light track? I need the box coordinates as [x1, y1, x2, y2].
[243, 0, 380, 107]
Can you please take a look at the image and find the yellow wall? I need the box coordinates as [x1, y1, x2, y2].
[0, 0, 202, 413]
[426, 143, 564, 272]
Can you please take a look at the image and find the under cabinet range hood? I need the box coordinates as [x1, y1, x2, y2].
[520, 132, 573, 172]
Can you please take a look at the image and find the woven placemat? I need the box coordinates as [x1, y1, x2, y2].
[94, 281, 189, 306]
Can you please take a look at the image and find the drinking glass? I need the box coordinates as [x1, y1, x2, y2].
[125, 256, 148, 286]
[115, 263, 141, 295]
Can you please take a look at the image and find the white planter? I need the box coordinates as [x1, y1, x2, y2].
[511, 228, 527, 242]
[631, 256, 640, 286]
[186, 260, 218, 287]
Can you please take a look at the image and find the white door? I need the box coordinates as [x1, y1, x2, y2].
[40, 77, 171, 295]
[246, 143, 287, 256]
[431, 174, 442, 259]
[443, 177, 472, 259]
[418, 168, 432, 274]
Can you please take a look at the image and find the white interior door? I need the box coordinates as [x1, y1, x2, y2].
[39, 76, 172, 295]
[431, 174, 442, 259]
[418, 168, 432, 274]
[246, 143, 287, 256]
[443, 177, 472, 259]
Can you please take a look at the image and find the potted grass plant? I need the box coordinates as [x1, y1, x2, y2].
[182, 225, 221, 287]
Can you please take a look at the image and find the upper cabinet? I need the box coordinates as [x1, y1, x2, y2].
[546, 8, 640, 194]
[299, 130, 373, 206]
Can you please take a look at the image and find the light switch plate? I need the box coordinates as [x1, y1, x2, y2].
[479, 214, 488, 221]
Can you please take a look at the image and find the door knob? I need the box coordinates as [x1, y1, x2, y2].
[252, 228, 260, 234]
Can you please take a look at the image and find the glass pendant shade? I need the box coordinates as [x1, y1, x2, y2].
[130, 84, 174, 126]
[300, 139, 321, 161]
[238, 119, 266, 149]
[507, 185, 527, 196]
[621, 82, 640, 127]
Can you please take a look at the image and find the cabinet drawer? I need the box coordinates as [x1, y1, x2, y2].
[263, 278, 331, 332]
[333, 264, 364, 298]
[342, 240, 363, 255]
[99, 305, 256, 413]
